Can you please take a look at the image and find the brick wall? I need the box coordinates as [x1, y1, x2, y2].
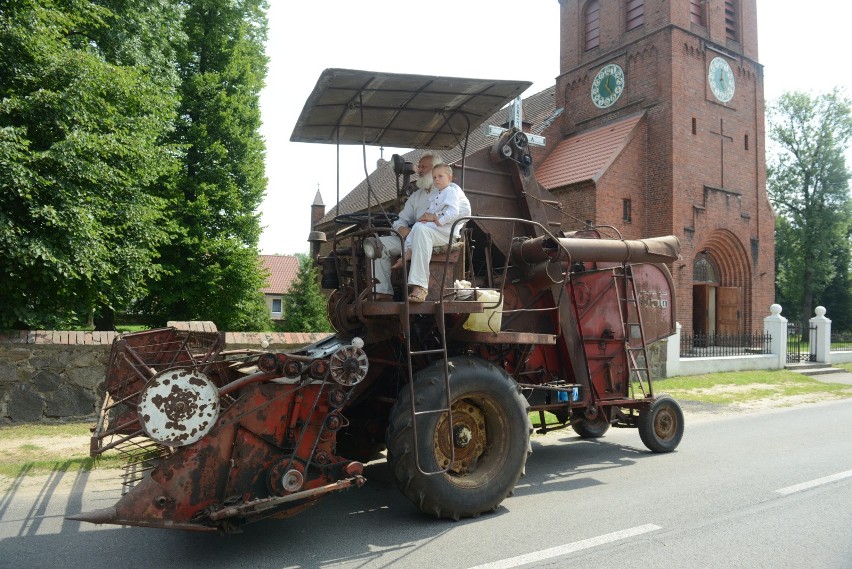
[0, 330, 332, 424]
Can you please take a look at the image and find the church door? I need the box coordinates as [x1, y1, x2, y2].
[716, 287, 740, 335]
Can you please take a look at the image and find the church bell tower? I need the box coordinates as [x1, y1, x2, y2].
[540, 0, 775, 335]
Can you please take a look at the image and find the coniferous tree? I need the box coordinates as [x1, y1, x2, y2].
[280, 254, 331, 333]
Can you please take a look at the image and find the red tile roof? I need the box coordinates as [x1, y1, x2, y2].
[536, 112, 645, 189]
[259, 255, 300, 294]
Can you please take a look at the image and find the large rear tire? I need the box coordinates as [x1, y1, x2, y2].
[638, 395, 684, 453]
[386, 356, 531, 520]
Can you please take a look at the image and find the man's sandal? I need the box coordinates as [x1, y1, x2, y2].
[408, 286, 428, 303]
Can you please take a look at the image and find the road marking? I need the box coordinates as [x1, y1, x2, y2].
[467, 524, 662, 569]
[775, 469, 852, 495]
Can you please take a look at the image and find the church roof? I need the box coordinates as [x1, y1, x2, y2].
[259, 255, 300, 295]
[536, 112, 645, 189]
[318, 85, 558, 225]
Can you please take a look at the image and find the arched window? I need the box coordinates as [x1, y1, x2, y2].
[584, 1, 600, 51]
[693, 253, 719, 284]
[626, 0, 644, 31]
[725, 0, 739, 41]
[690, 0, 706, 26]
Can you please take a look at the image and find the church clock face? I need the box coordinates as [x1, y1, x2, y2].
[591, 64, 625, 109]
[708, 57, 735, 102]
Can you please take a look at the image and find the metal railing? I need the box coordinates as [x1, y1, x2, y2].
[680, 332, 772, 358]
[831, 330, 852, 352]
[786, 321, 817, 363]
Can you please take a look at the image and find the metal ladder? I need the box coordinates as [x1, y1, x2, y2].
[399, 261, 455, 476]
[615, 264, 652, 398]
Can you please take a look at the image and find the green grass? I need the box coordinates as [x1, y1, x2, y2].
[0, 422, 92, 440]
[0, 456, 127, 480]
[0, 422, 128, 480]
[655, 369, 852, 405]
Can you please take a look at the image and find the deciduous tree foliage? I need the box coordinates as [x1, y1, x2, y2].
[767, 90, 852, 330]
[0, 0, 182, 328]
[137, 0, 271, 331]
[280, 254, 331, 333]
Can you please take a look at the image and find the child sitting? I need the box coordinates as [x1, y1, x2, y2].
[391, 163, 462, 271]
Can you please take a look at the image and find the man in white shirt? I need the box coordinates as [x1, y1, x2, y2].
[373, 153, 470, 301]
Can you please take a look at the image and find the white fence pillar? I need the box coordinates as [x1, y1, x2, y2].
[809, 306, 832, 364]
[666, 322, 682, 377]
[764, 304, 788, 369]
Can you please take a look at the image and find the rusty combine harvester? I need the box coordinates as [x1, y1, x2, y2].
[70, 69, 685, 532]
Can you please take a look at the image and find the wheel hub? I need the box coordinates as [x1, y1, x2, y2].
[654, 408, 677, 439]
[434, 401, 486, 475]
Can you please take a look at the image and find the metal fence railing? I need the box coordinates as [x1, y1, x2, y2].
[680, 332, 772, 358]
[787, 322, 817, 363]
[831, 330, 852, 352]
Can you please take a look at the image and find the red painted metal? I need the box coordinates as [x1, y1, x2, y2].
[71, 70, 684, 532]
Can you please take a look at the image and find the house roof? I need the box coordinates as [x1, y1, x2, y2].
[259, 255, 300, 295]
[291, 68, 532, 149]
[536, 112, 645, 189]
[317, 85, 558, 226]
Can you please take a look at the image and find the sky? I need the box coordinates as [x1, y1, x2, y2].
[257, 0, 852, 255]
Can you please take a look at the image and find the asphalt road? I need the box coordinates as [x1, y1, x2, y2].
[1, 400, 851, 569]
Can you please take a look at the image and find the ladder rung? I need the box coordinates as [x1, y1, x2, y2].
[409, 348, 446, 356]
[414, 408, 450, 417]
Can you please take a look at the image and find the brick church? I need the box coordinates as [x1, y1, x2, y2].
[536, 0, 775, 335]
[312, 0, 775, 335]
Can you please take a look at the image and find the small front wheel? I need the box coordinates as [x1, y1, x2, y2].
[638, 395, 684, 453]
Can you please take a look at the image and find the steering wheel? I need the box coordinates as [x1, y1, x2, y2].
[334, 212, 398, 228]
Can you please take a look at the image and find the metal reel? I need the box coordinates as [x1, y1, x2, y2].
[138, 368, 220, 447]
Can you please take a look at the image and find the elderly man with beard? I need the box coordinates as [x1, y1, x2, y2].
[372, 153, 470, 301]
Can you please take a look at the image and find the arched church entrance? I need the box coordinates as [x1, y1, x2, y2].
[692, 229, 753, 336]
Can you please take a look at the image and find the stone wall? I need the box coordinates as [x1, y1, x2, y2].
[0, 330, 332, 424]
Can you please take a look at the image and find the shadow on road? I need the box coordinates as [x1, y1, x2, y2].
[0, 431, 661, 568]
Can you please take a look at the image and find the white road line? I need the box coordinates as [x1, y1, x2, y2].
[775, 469, 852, 495]
[467, 524, 662, 569]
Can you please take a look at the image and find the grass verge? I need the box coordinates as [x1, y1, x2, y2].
[0, 422, 126, 479]
[654, 369, 852, 405]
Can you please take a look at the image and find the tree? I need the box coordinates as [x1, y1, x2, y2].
[137, 0, 271, 331]
[767, 89, 852, 331]
[819, 225, 852, 331]
[280, 254, 330, 332]
[0, 0, 181, 328]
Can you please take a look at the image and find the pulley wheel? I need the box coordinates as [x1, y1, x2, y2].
[329, 344, 369, 386]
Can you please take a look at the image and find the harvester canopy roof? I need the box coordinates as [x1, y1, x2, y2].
[290, 68, 532, 150]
